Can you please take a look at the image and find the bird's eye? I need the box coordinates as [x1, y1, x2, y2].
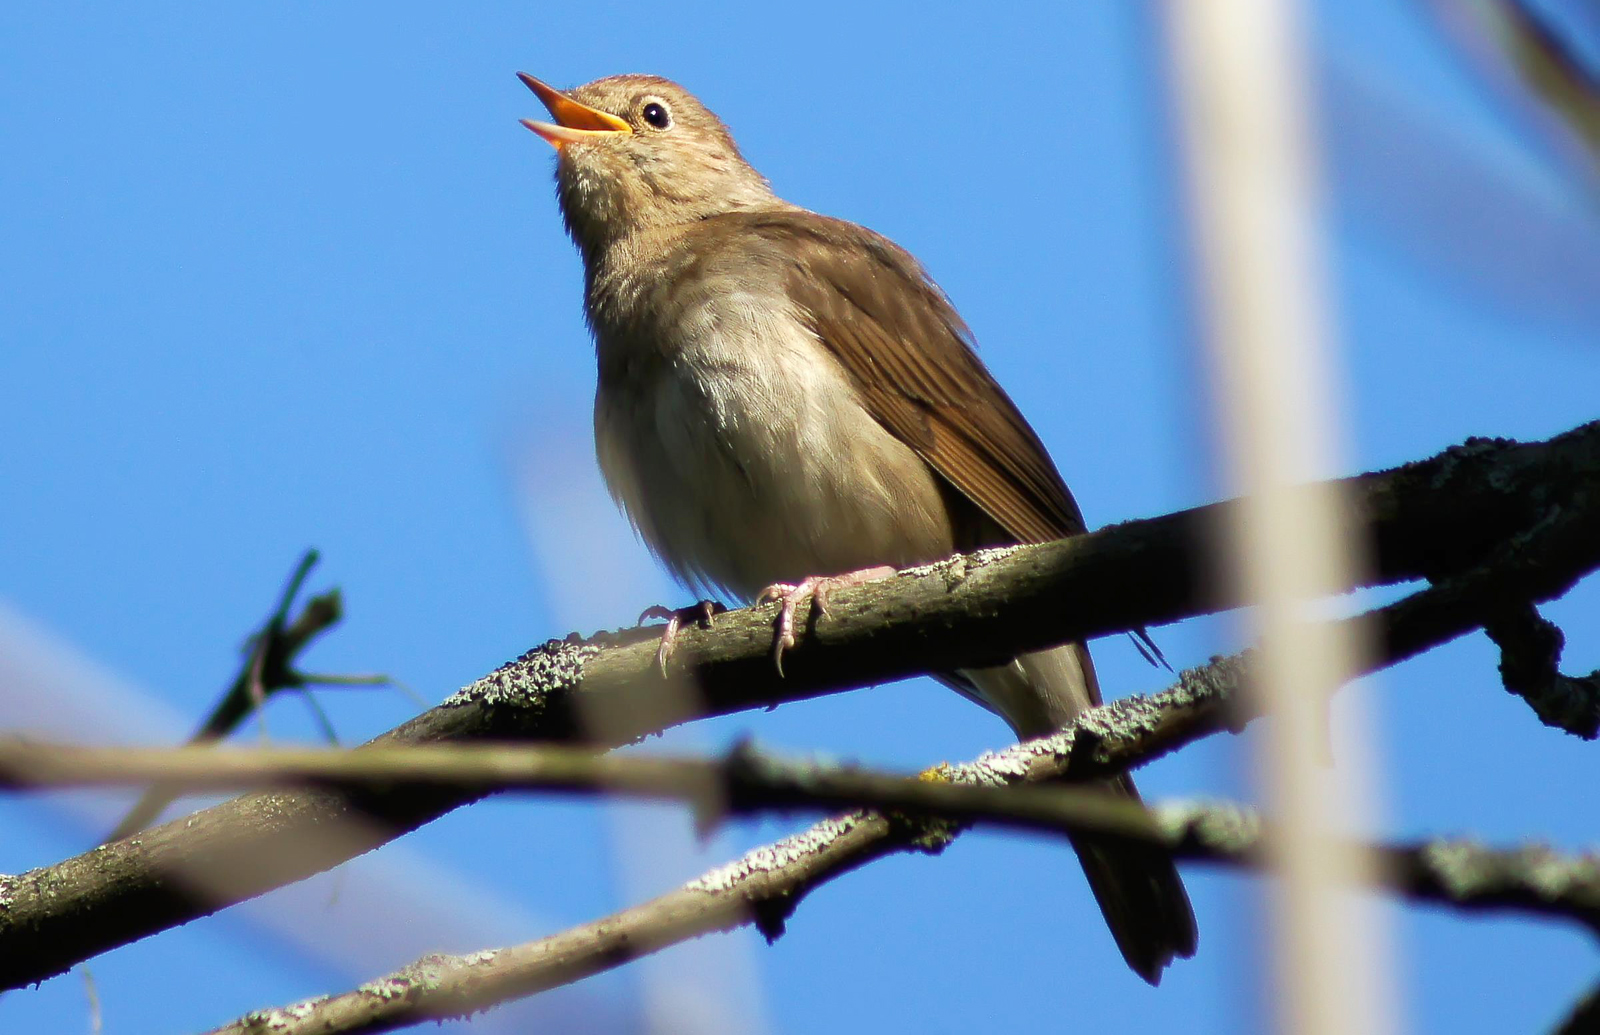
[641, 101, 671, 130]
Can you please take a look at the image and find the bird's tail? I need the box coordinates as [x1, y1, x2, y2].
[956, 641, 1198, 984]
[1070, 773, 1198, 984]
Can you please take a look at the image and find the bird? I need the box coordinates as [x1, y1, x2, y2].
[519, 70, 1197, 984]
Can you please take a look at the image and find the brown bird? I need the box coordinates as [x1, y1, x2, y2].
[520, 71, 1197, 984]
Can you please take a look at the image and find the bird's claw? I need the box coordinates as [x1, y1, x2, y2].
[754, 566, 896, 676]
[639, 600, 723, 677]
[754, 579, 817, 677]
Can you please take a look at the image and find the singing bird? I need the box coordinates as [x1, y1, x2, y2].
[520, 71, 1197, 983]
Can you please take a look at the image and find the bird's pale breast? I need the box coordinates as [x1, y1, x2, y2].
[589, 237, 957, 599]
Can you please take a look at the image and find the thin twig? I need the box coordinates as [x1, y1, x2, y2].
[106, 551, 399, 842]
[107, 551, 339, 840]
[81, 965, 102, 1035]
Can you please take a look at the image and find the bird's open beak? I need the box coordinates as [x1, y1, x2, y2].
[518, 73, 632, 149]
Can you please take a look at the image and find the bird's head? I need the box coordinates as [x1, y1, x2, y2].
[519, 73, 776, 257]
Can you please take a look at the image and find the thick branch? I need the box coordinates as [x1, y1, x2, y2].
[2, 423, 1597, 990]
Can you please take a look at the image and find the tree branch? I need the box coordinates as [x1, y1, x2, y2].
[1483, 603, 1600, 739]
[13, 737, 1600, 936]
[1553, 979, 1600, 1035]
[108, 550, 348, 842]
[189, 696, 1599, 1034]
[207, 806, 1597, 1035]
[2, 423, 1597, 991]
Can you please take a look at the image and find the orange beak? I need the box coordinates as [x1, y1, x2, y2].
[518, 72, 631, 149]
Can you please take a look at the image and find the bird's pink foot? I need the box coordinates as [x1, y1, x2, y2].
[639, 600, 725, 676]
[754, 565, 896, 675]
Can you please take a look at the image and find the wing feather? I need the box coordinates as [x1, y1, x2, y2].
[730, 211, 1088, 544]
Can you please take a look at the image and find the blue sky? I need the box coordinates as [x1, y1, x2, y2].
[2, 2, 1597, 1033]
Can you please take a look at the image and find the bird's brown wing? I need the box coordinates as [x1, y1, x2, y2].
[738, 211, 1088, 545]
[722, 215, 1190, 977]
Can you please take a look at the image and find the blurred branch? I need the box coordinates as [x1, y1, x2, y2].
[106, 550, 391, 842]
[191, 706, 1600, 1033]
[1, 423, 1597, 991]
[1554, 979, 1600, 1035]
[14, 737, 1600, 933]
[1456, 0, 1600, 166]
[1164, 0, 1371, 1023]
[81, 966, 102, 1035]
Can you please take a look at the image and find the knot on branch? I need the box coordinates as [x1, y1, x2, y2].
[1483, 605, 1599, 740]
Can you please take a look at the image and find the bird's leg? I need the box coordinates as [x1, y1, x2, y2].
[638, 600, 725, 677]
[754, 565, 896, 675]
